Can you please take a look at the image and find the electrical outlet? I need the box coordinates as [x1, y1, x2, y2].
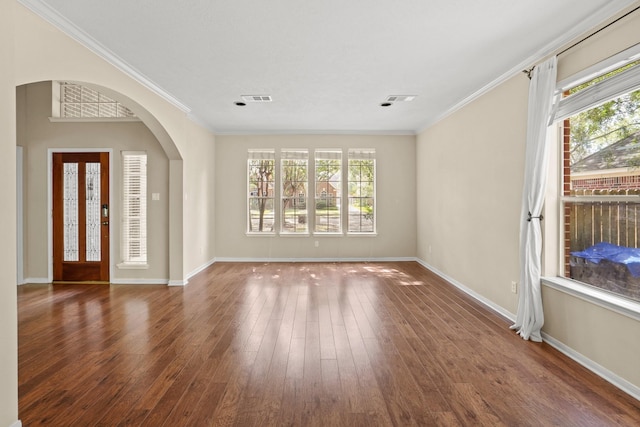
[511, 281, 518, 294]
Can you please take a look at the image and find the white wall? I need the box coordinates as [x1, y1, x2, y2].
[12, 3, 217, 284]
[417, 7, 640, 392]
[17, 81, 170, 283]
[417, 74, 528, 314]
[0, 0, 18, 424]
[215, 134, 416, 260]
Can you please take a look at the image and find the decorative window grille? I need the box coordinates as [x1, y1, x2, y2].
[348, 149, 376, 233]
[60, 83, 136, 118]
[281, 150, 308, 233]
[314, 150, 342, 233]
[121, 152, 147, 264]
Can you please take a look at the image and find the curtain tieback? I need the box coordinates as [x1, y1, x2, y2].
[527, 211, 544, 222]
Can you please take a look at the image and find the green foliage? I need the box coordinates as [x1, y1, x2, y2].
[248, 159, 274, 231]
[569, 62, 640, 165]
[348, 160, 374, 197]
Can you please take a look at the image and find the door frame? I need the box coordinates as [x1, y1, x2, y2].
[47, 148, 114, 283]
[17, 146, 24, 285]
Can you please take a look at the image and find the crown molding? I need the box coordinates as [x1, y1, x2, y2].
[416, 0, 638, 134]
[213, 129, 417, 136]
[17, 0, 191, 114]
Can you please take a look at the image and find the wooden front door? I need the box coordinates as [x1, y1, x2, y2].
[52, 152, 110, 282]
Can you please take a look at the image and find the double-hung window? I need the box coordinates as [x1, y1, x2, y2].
[281, 150, 309, 234]
[121, 151, 147, 266]
[247, 150, 276, 233]
[348, 149, 376, 233]
[314, 150, 342, 233]
[556, 51, 640, 303]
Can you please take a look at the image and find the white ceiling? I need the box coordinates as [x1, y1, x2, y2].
[20, 0, 638, 134]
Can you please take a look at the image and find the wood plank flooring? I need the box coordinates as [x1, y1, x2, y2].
[18, 262, 640, 426]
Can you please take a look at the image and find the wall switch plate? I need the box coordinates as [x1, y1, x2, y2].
[152, 193, 160, 201]
[511, 281, 518, 294]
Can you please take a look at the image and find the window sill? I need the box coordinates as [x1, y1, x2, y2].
[541, 276, 640, 321]
[279, 233, 311, 237]
[346, 232, 378, 237]
[117, 263, 149, 270]
[312, 232, 344, 237]
[49, 117, 141, 123]
[246, 232, 276, 237]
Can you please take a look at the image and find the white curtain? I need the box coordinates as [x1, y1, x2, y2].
[511, 56, 557, 342]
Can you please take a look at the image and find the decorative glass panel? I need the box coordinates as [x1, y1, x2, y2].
[63, 163, 79, 261]
[85, 163, 101, 261]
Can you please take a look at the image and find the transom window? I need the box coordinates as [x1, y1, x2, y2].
[59, 82, 136, 118]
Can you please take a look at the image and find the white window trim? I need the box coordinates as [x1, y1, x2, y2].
[314, 149, 343, 235]
[280, 149, 309, 235]
[542, 276, 640, 321]
[49, 117, 141, 123]
[347, 149, 376, 235]
[247, 149, 276, 235]
[120, 151, 148, 267]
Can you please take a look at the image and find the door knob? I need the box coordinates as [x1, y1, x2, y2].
[102, 221, 109, 226]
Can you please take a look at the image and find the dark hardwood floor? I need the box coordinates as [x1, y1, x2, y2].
[18, 262, 640, 426]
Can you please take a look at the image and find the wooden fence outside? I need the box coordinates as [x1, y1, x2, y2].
[569, 201, 640, 251]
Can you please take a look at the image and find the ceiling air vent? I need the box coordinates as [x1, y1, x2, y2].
[385, 95, 417, 102]
[241, 95, 272, 103]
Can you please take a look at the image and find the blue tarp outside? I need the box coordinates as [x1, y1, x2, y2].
[571, 241, 640, 277]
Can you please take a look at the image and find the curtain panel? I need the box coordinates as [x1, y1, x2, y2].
[512, 56, 558, 342]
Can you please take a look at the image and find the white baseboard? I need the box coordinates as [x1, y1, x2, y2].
[110, 278, 169, 285]
[22, 277, 50, 284]
[9, 420, 22, 427]
[213, 256, 416, 263]
[186, 258, 217, 281]
[541, 332, 640, 401]
[168, 279, 188, 287]
[415, 258, 517, 322]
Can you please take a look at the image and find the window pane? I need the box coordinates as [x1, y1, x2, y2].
[315, 154, 341, 233]
[281, 155, 308, 233]
[567, 201, 640, 302]
[248, 157, 275, 233]
[348, 157, 375, 233]
[565, 83, 640, 302]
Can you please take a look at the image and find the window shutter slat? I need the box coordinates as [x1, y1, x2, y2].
[122, 151, 147, 264]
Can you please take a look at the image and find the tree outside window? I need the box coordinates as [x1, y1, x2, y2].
[248, 152, 275, 233]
